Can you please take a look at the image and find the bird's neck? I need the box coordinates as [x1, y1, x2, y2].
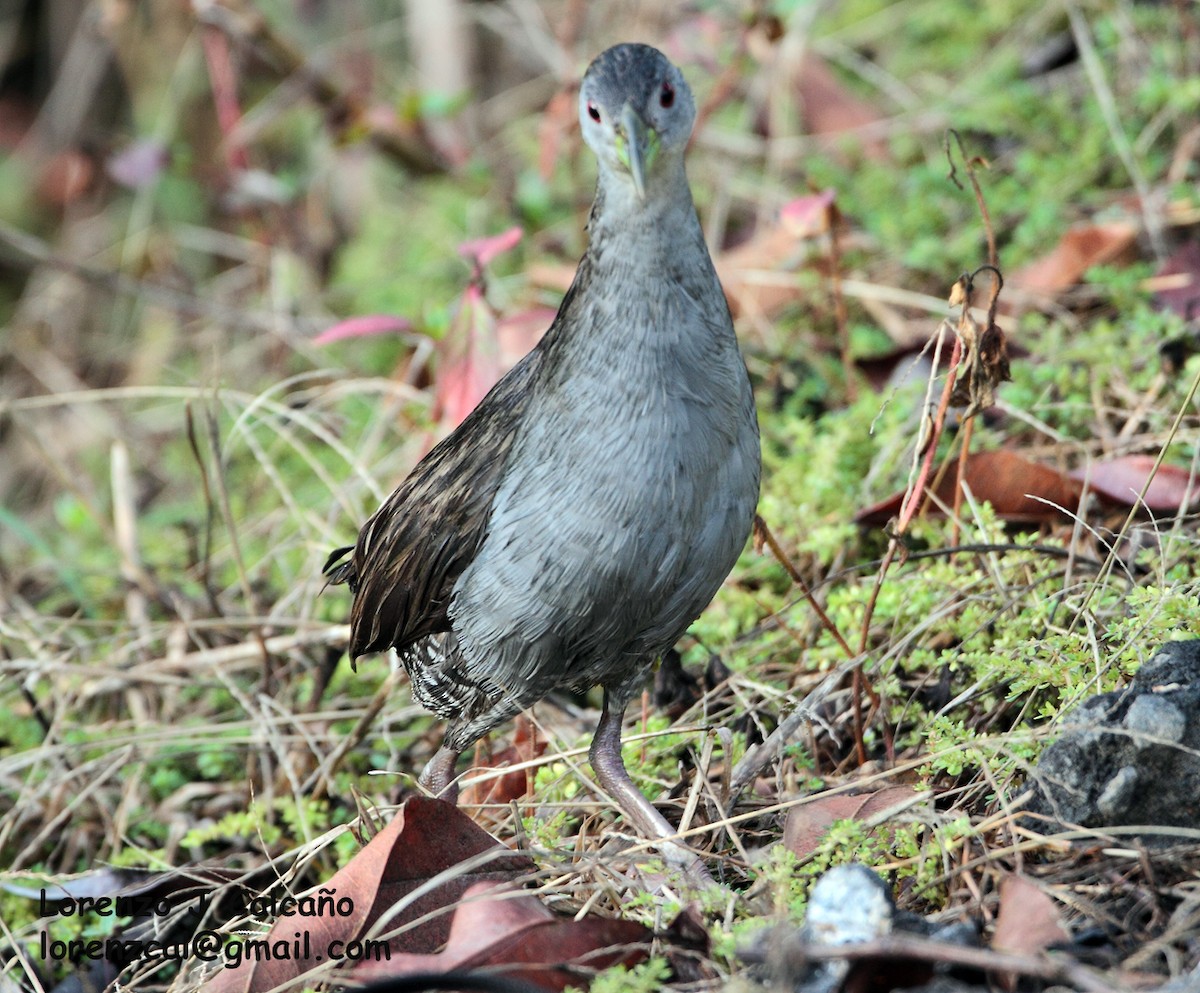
[587, 161, 701, 248]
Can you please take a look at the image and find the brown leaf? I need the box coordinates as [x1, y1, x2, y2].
[782, 787, 924, 859]
[856, 450, 1084, 526]
[354, 880, 650, 989]
[460, 715, 546, 807]
[1071, 455, 1200, 512]
[795, 57, 890, 160]
[1009, 222, 1138, 295]
[991, 875, 1069, 991]
[202, 798, 533, 993]
[716, 192, 835, 319]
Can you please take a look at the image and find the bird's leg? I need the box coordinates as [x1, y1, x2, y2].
[589, 685, 714, 884]
[418, 745, 461, 803]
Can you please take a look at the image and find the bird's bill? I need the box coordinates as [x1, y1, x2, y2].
[617, 103, 658, 201]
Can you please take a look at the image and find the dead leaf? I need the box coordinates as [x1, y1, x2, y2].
[795, 57, 890, 160]
[991, 875, 1069, 991]
[202, 798, 533, 993]
[1009, 222, 1138, 295]
[716, 193, 835, 319]
[856, 450, 1084, 526]
[947, 266, 1011, 414]
[783, 787, 925, 859]
[354, 880, 650, 989]
[461, 716, 546, 807]
[1071, 455, 1200, 512]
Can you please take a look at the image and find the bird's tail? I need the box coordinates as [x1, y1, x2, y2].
[322, 545, 357, 589]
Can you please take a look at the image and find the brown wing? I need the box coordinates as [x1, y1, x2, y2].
[325, 346, 545, 659]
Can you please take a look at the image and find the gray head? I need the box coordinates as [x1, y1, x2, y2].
[579, 44, 697, 202]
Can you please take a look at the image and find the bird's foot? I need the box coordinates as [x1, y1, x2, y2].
[418, 745, 461, 803]
[589, 698, 717, 888]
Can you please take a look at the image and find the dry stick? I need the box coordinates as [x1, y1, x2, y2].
[752, 516, 877, 768]
[754, 515, 854, 659]
[855, 132, 998, 726]
[944, 129, 998, 545]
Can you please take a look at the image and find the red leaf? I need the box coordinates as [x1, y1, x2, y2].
[1071, 455, 1200, 512]
[458, 227, 523, 269]
[201, 798, 533, 993]
[460, 716, 546, 807]
[780, 190, 837, 238]
[314, 314, 413, 345]
[354, 880, 650, 990]
[856, 450, 1084, 526]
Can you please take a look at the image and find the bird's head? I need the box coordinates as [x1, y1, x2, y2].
[579, 44, 696, 203]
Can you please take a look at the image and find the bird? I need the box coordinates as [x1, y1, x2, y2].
[325, 42, 760, 873]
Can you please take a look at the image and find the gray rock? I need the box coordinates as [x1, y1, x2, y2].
[1027, 640, 1200, 839]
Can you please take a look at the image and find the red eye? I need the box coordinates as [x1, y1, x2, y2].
[659, 81, 675, 108]
[587, 102, 601, 122]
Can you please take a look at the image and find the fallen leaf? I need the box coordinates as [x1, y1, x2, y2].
[202, 798, 534, 993]
[1071, 455, 1200, 512]
[354, 880, 650, 989]
[716, 195, 835, 319]
[795, 57, 890, 160]
[783, 787, 925, 859]
[1008, 222, 1138, 295]
[856, 450, 1084, 526]
[460, 716, 546, 807]
[991, 875, 1069, 991]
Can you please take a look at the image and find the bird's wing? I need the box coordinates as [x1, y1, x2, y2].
[325, 345, 546, 659]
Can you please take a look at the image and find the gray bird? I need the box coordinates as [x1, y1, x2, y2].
[326, 43, 760, 872]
